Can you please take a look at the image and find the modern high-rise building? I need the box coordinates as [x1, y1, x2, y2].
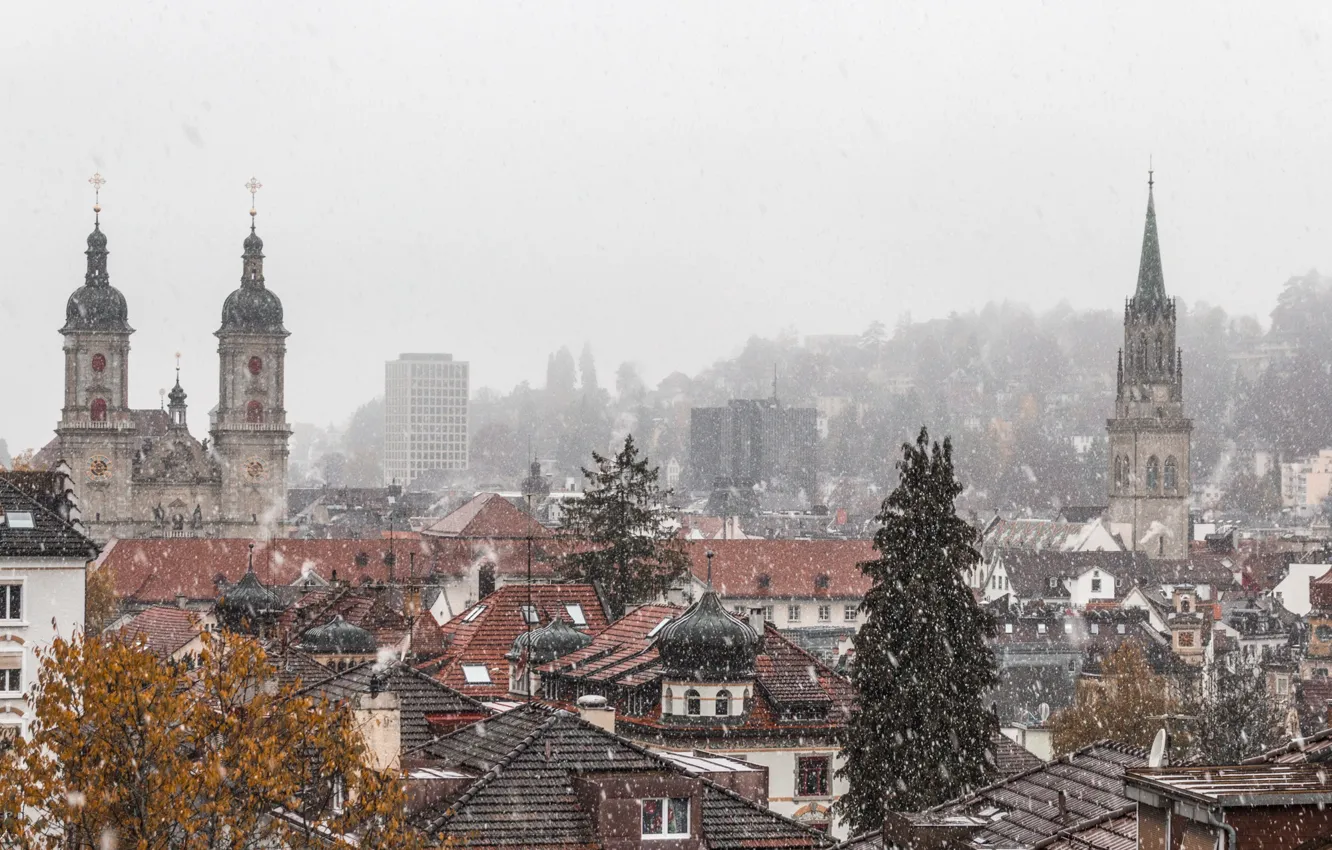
[384, 353, 469, 488]
[689, 397, 819, 501]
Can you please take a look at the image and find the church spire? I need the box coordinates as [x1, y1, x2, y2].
[1133, 170, 1167, 313]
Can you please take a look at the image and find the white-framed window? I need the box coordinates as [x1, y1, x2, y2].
[844, 605, 858, 622]
[715, 689, 731, 716]
[1091, 623, 1100, 634]
[763, 605, 774, 621]
[817, 605, 831, 622]
[1064, 622, 1072, 634]
[685, 689, 701, 716]
[1091, 578, 1103, 593]
[520, 605, 539, 624]
[787, 605, 801, 622]
[0, 653, 20, 695]
[1037, 623, 1047, 635]
[331, 777, 346, 814]
[564, 603, 586, 626]
[0, 583, 21, 622]
[641, 797, 689, 838]
[461, 605, 486, 623]
[1004, 623, 1013, 634]
[461, 664, 491, 684]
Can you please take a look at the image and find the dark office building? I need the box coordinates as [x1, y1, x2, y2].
[689, 398, 819, 502]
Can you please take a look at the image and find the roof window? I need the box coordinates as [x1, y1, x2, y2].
[647, 616, 672, 638]
[2, 512, 33, 529]
[564, 603, 586, 626]
[461, 664, 492, 684]
[462, 605, 486, 623]
[520, 604, 539, 624]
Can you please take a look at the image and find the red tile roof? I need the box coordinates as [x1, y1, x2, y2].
[116, 606, 206, 657]
[424, 583, 609, 697]
[422, 493, 549, 539]
[96, 537, 567, 605]
[682, 539, 876, 600]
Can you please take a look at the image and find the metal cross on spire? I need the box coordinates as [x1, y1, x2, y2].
[245, 177, 262, 229]
[1148, 156, 1154, 190]
[89, 172, 106, 222]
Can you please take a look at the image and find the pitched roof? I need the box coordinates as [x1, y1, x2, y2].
[412, 706, 831, 849]
[95, 536, 566, 604]
[297, 660, 488, 751]
[923, 740, 1147, 848]
[116, 606, 205, 657]
[425, 583, 609, 696]
[997, 550, 1146, 599]
[991, 733, 1046, 778]
[421, 492, 548, 538]
[1042, 812, 1137, 850]
[683, 539, 876, 600]
[0, 473, 99, 559]
[985, 518, 1089, 551]
[1244, 724, 1332, 766]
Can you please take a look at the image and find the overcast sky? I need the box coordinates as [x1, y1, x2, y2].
[3, 1, 1331, 451]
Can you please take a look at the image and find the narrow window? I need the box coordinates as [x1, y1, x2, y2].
[715, 689, 731, 716]
[0, 585, 21, 621]
[685, 689, 701, 716]
[1164, 456, 1178, 490]
[797, 756, 831, 797]
[787, 605, 801, 622]
[246, 400, 264, 423]
[1146, 456, 1160, 491]
[90, 398, 107, 422]
[0, 654, 20, 694]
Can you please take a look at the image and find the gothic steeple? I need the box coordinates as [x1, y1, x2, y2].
[1132, 172, 1167, 315]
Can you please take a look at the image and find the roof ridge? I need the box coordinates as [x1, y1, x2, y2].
[0, 474, 98, 556]
[1030, 803, 1137, 850]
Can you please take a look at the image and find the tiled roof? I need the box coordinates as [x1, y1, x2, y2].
[1125, 764, 1332, 804]
[266, 647, 334, 690]
[1042, 812, 1137, 850]
[996, 550, 1147, 600]
[95, 537, 566, 604]
[425, 584, 609, 697]
[0, 474, 99, 559]
[683, 539, 876, 600]
[413, 706, 831, 849]
[115, 606, 205, 657]
[421, 493, 549, 538]
[923, 740, 1147, 848]
[991, 733, 1045, 778]
[297, 660, 488, 750]
[1245, 724, 1332, 766]
[986, 518, 1088, 551]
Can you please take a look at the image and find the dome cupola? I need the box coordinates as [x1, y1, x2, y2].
[216, 568, 282, 625]
[298, 614, 378, 655]
[219, 194, 286, 335]
[507, 617, 593, 665]
[655, 591, 759, 682]
[62, 216, 131, 334]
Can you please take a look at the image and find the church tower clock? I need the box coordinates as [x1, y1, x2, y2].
[1107, 174, 1192, 559]
[211, 179, 291, 530]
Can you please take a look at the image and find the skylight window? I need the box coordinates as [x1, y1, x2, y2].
[3, 512, 33, 529]
[462, 605, 486, 623]
[565, 603, 586, 626]
[646, 617, 672, 638]
[520, 604, 540, 624]
[461, 664, 492, 684]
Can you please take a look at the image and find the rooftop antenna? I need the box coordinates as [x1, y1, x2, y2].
[89, 172, 105, 224]
[705, 550, 714, 592]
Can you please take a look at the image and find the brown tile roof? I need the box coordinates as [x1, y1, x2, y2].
[96, 537, 566, 604]
[1245, 723, 1332, 766]
[424, 584, 609, 697]
[1042, 812, 1137, 850]
[421, 493, 549, 539]
[683, 539, 876, 600]
[1125, 763, 1332, 804]
[116, 606, 206, 657]
[991, 733, 1045, 778]
[412, 706, 832, 849]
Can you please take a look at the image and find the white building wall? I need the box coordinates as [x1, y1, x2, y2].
[1067, 569, 1116, 607]
[0, 557, 87, 739]
[690, 744, 849, 838]
[1273, 564, 1332, 616]
[383, 353, 470, 488]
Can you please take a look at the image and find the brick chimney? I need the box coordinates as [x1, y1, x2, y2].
[577, 694, 616, 733]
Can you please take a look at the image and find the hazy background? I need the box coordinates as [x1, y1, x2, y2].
[3, 0, 1331, 451]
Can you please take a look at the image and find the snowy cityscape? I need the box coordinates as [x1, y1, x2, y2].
[5, 3, 1332, 849]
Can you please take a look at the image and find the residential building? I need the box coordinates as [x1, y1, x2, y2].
[1106, 177, 1192, 559]
[689, 397, 819, 501]
[114, 605, 216, 662]
[1280, 449, 1332, 510]
[0, 472, 98, 740]
[37, 197, 291, 541]
[384, 353, 470, 488]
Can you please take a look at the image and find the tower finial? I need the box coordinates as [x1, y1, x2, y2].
[245, 176, 262, 231]
[89, 172, 105, 224]
[1148, 157, 1154, 191]
[175, 351, 181, 384]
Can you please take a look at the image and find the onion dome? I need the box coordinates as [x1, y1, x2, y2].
[216, 570, 281, 622]
[507, 617, 593, 665]
[62, 224, 131, 334]
[168, 375, 187, 408]
[299, 614, 378, 655]
[654, 591, 760, 682]
[219, 216, 286, 334]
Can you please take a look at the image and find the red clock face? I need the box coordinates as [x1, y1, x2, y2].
[248, 356, 263, 375]
[91, 353, 107, 372]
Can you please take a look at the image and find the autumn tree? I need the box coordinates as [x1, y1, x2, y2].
[1050, 642, 1178, 756]
[558, 434, 688, 618]
[1189, 656, 1286, 764]
[835, 428, 998, 834]
[0, 631, 421, 850]
[82, 566, 118, 635]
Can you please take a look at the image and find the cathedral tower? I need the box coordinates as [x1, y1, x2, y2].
[211, 181, 290, 529]
[55, 175, 137, 526]
[1107, 175, 1192, 559]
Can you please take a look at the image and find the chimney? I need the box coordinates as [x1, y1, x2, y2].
[1057, 790, 1069, 823]
[748, 607, 766, 634]
[576, 694, 616, 733]
[175, 593, 187, 609]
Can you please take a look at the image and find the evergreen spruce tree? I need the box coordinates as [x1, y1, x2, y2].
[1189, 656, 1286, 764]
[835, 427, 998, 834]
[558, 435, 688, 618]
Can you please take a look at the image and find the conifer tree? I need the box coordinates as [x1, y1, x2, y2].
[1189, 656, 1285, 764]
[558, 435, 687, 618]
[835, 427, 998, 834]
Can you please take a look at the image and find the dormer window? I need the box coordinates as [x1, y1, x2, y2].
[641, 797, 689, 838]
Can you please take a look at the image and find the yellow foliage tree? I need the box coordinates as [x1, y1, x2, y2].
[83, 566, 118, 635]
[0, 631, 424, 850]
[1049, 641, 1179, 756]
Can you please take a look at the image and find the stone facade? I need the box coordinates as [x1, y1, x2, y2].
[47, 208, 290, 542]
[1107, 180, 1192, 560]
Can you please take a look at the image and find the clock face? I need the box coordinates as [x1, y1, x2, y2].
[248, 356, 263, 376]
[244, 457, 267, 482]
[88, 455, 111, 481]
[91, 353, 106, 372]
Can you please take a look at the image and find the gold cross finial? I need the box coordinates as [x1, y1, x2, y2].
[89, 172, 105, 220]
[245, 177, 262, 216]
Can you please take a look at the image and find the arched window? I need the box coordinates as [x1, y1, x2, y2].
[1137, 333, 1147, 371]
[1146, 456, 1160, 491]
[246, 401, 264, 423]
[664, 687, 674, 714]
[90, 398, 107, 422]
[1164, 456, 1178, 490]
[715, 689, 731, 716]
[1156, 333, 1164, 371]
[685, 689, 701, 717]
